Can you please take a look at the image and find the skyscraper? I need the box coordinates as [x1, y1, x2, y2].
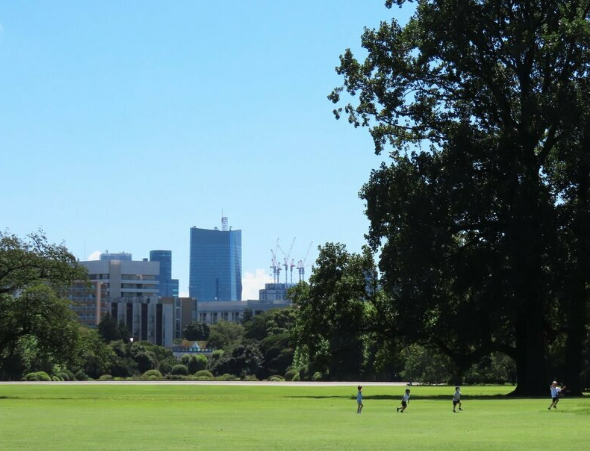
[189, 223, 242, 301]
[150, 250, 175, 298]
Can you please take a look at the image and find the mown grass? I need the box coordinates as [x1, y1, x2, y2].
[0, 384, 588, 451]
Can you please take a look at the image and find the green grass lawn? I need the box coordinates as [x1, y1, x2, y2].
[1, 384, 588, 451]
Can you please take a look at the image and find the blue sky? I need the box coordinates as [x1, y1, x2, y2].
[0, 1, 413, 298]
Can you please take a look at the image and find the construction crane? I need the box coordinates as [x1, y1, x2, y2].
[277, 238, 296, 285]
[270, 239, 281, 284]
[297, 241, 313, 282]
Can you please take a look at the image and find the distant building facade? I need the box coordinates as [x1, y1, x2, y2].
[150, 250, 179, 298]
[67, 258, 173, 347]
[259, 283, 294, 302]
[99, 251, 132, 261]
[189, 224, 242, 301]
[196, 299, 291, 325]
[162, 296, 198, 340]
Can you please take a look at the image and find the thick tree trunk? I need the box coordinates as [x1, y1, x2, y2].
[511, 310, 548, 396]
[507, 164, 550, 397]
[564, 318, 584, 395]
[563, 164, 590, 396]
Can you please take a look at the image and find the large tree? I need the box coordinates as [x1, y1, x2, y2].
[290, 243, 378, 380]
[0, 231, 87, 379]
[330, 1, 590, 395]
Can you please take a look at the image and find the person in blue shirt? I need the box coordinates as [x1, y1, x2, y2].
[357, 386, 364, 414]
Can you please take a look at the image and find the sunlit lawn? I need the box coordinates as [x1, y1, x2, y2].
[1, 383, 589, 450]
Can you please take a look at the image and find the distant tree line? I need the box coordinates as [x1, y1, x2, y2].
[2, 230, 586, 388]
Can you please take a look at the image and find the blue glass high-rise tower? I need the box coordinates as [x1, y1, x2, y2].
[189, 226, 242, 301]
[150, 250, 175, 298]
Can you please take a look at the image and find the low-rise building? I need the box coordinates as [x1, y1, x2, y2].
[196, 299, 291, 325]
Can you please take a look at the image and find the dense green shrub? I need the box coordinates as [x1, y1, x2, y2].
[312, 371, 323, 381]
[292, 373, 301, 381]
[74, 370, 89, 381]
[164, 374, 189, 381]
[214, 373, 239, 381]
[57, 372, 71, 381]
[242, 374, 259, 381]
[284, 369, 298, 381]
[99, 374, 113, 381]
[24, 371, 51, 381]
[268, 375, 285, 382]
[142, 369, 163, 379]
[158, 357, 176, 375]
[170, 364, 189, 376]
[195, 370, 214, 379]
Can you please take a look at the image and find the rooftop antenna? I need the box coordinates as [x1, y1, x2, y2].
[221, 210, 228, 231]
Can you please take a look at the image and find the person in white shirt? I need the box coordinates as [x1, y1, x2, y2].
[397, 389, 410, 413]
[453, 386, 462, 413]
[548, 381, 565, 410]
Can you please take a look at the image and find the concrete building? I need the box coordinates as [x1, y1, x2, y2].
[196, 299, 291, 325]
[161, 296, 198, 340]
[99, 251, 132, 261]
[68, 258, 174, 347]
[189, 220, 242, 301]
[259, 283, 294, 302]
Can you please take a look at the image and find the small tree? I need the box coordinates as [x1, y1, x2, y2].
[183, 321, 210, 341]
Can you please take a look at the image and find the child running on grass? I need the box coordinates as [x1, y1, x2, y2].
[396, 389, 410, 413]
[548, 381, 565, 410]
[453, 386, 462, 413]
[357, 386, 363, 414]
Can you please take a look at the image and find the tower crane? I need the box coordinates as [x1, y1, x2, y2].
[277, 237, 296, 285]
[270, 239, 281, 284]
[297, 241, 313, 282]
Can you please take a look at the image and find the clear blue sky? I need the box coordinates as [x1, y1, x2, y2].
[0, 1, 413, 298]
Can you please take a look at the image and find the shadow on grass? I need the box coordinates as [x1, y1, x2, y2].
[285, 394, 549, 401]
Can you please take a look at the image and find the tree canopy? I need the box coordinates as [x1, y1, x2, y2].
[330, 0, 590, 395]
[0, 231, 87, 379]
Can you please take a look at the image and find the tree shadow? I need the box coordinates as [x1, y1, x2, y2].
[285, 394, 531, 401]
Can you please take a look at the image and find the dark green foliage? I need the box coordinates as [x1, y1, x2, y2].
[187, 354, 207, 373]
[244, 308, 296, 341]
[291, 244, 378, 380]
[170, 364, 189, 376]
[0, 231, 87, 380]
[158, 357, 177, 375]
[330, 0, 590, 395]
[259, 333, 293, 372]
[183, 321, 210, 341]
[75, 328, 116, 380]
[207, 321, 244, 349]
[211, 343, 263, 378]
[284, 369, 298, 381]
[97, 314, 131, 344]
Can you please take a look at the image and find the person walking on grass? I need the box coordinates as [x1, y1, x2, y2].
[357, 386, 364, 413]
[548, 381, 565, 410]
[397, 389, 410, 413]
[453, 386, 462, 413]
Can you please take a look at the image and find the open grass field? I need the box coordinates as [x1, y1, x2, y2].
[1, 383, 589, 451]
